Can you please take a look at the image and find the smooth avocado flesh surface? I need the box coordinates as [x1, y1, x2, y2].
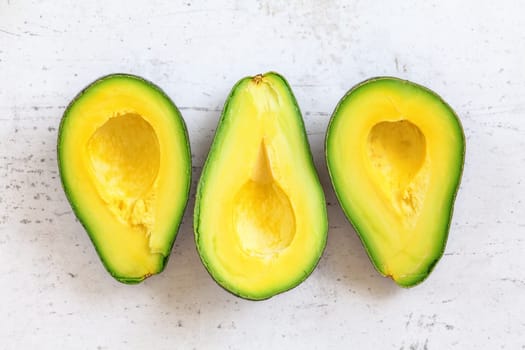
[326, 77, 464, 287]
[58, 74, 191, 283]
[195, 72, 327, 300]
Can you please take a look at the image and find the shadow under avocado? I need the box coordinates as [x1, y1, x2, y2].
[314, 154, 400, 299]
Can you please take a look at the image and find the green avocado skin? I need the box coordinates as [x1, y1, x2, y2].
[325, 77, 465, 287]
[194, 72, 328, 300]
[57, 73, 191, 284]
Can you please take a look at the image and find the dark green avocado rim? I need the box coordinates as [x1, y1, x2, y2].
[194, 71, 328, 300]
[57, 73, 192, 284]
[325, 76, 466, 288]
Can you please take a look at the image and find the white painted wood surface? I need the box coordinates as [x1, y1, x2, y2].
[1, 1, 524, 348]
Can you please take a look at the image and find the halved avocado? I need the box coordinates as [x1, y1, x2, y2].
[326, 77, 465, 287]
[194, 72, 327, 300]
[58, 74, 191, 283]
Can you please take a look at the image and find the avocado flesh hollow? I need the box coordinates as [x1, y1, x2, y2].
[195, 72, 327, 300]
[58, 74, 191, 283]
[326, 77, 464, 287]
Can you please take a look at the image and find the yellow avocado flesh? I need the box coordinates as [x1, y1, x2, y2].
[326, 78, 464, 286]
[58, 75, 191, 282]
[195, 73, 327, 299]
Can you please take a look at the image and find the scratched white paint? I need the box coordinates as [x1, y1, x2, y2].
[0, 0, 524, 349]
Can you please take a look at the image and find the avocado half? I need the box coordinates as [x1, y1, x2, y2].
[326, 77, 465, 287]
[58, 74, 191, 283]
[194, 72, 328, 300]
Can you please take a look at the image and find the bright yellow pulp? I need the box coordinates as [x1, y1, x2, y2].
[60, 77, 189, 279]
[197, 75, 326, 297]
[328, 80, 463, 283]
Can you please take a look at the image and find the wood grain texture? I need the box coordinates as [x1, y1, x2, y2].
[1, 0, 524, 349]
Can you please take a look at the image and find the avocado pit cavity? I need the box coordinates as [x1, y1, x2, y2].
[87, 113, 159, 230]
[367, 119, 429, 225]
[233, 141, 296, 257]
